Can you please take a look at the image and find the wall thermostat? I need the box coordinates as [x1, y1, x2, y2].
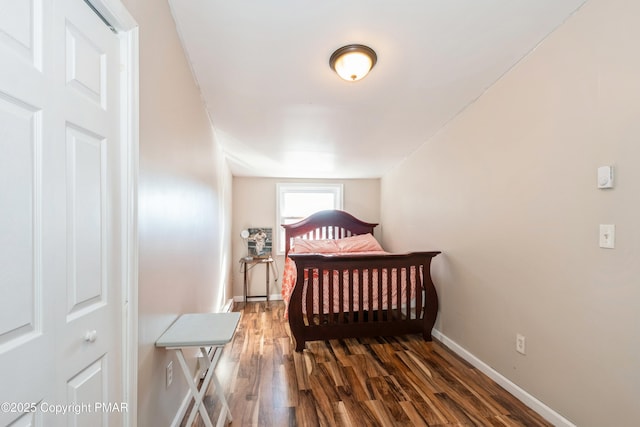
[597, 166, 614, 189]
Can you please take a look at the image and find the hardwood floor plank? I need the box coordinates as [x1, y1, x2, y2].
[333, 401, 352, 427]
[364, 399, 401, 426]
[321, 359, 348, 389]
[283, 355, 300, 406]
[366, 376, 412, 424]
[420, 349, 502, 420]
[183, 301, 552, 427]
[293, 349, 311, 391]
[408, 399, 453, 426]
[306, 363, 339, 426]
[398, 401, 429, 427]
[492, 394, 552, 427]
[335, 387, 381, 426]
[295, 390, 320, 427]
[434, 391, 488, 425]
[340, 364, 373, 401]
[394, 350, 445, 397]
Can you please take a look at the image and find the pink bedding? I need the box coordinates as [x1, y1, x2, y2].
[281, 234, 418, 316]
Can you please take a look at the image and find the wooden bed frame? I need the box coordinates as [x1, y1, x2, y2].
[283, 210, 440, 352]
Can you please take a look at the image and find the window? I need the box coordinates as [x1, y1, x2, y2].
[276, 183, 343, 253]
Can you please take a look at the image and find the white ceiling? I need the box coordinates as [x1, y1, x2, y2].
[169, 0, 587, 179]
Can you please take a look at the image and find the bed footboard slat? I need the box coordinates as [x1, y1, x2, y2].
[348, 268, 354, 322]
[338, 268, 344, 324]
[318, 267, 325, 326]
[305, 269, 314, 326]
[405, 267, 412, 320]
[377, 267, 383, 322]
[367, 269, 374, 323]
[288, 251, 440, 351]
[415, 265, 423, 320]
[328, 267, 334, 324]
[395, 267, 401, 320]
[358, 268, 364, 322]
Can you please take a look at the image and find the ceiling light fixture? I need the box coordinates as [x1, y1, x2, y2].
[329, 44, 377, 82]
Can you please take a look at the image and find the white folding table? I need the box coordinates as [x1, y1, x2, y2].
[156, 312, 241, 427]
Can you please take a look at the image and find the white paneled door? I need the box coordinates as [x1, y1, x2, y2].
[0, 1, 124, 426]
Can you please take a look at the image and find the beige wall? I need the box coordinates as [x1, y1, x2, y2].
[121, 1, 233, 426]
[380, 0, 640, 425]
[232, 177, 380, 299]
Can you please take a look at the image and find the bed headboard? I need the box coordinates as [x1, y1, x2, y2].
[282, 210, 378, 255]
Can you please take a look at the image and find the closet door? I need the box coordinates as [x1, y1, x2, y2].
[0, 1, 124, 425]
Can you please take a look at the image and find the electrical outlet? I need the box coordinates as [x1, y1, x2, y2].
[166, 361, 173, 388]
[516, 334, 526, 355]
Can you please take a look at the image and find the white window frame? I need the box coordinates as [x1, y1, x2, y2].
[276, 183, 344, 254]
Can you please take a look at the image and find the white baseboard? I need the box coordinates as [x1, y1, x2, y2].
[233, 294, 283, 303]
[431, 329, 575, 427]
[221, 298, 234, 313]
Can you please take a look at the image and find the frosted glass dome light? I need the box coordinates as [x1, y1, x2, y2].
[330, 44, 377, 82]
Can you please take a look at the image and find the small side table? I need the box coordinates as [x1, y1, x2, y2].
[156, 312, 241, 427]
[240, 257, 274, 302]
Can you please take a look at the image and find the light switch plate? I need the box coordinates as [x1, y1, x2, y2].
[597, 166, 614, 189]
[599, 224, 615, 248]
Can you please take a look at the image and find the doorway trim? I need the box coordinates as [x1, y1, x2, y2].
[86, 1, 138, 425]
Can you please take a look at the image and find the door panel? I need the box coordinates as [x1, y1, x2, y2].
[0, 94, 42, 348]
[8, 411, 42, 427]
[56, 1, 122, 425]
[66, 356, 108, 426]
[66, 124, 107, 320]
[0, 1, 123, 425]
[0, 2, 51, 425]
[0, 0, 42, 69]
[65, 21, 107, 108]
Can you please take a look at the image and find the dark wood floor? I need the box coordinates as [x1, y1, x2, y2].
[182, 301, 551, 426]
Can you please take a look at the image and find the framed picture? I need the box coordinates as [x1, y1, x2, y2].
[247, 227, 272, 258]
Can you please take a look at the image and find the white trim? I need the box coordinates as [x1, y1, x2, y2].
[120, 27, 139, 427]
[431, 328, 576, 427]
[233, 294, 283, 303]
[221, 299, 234, 313]
[86, 1, 139, 426]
